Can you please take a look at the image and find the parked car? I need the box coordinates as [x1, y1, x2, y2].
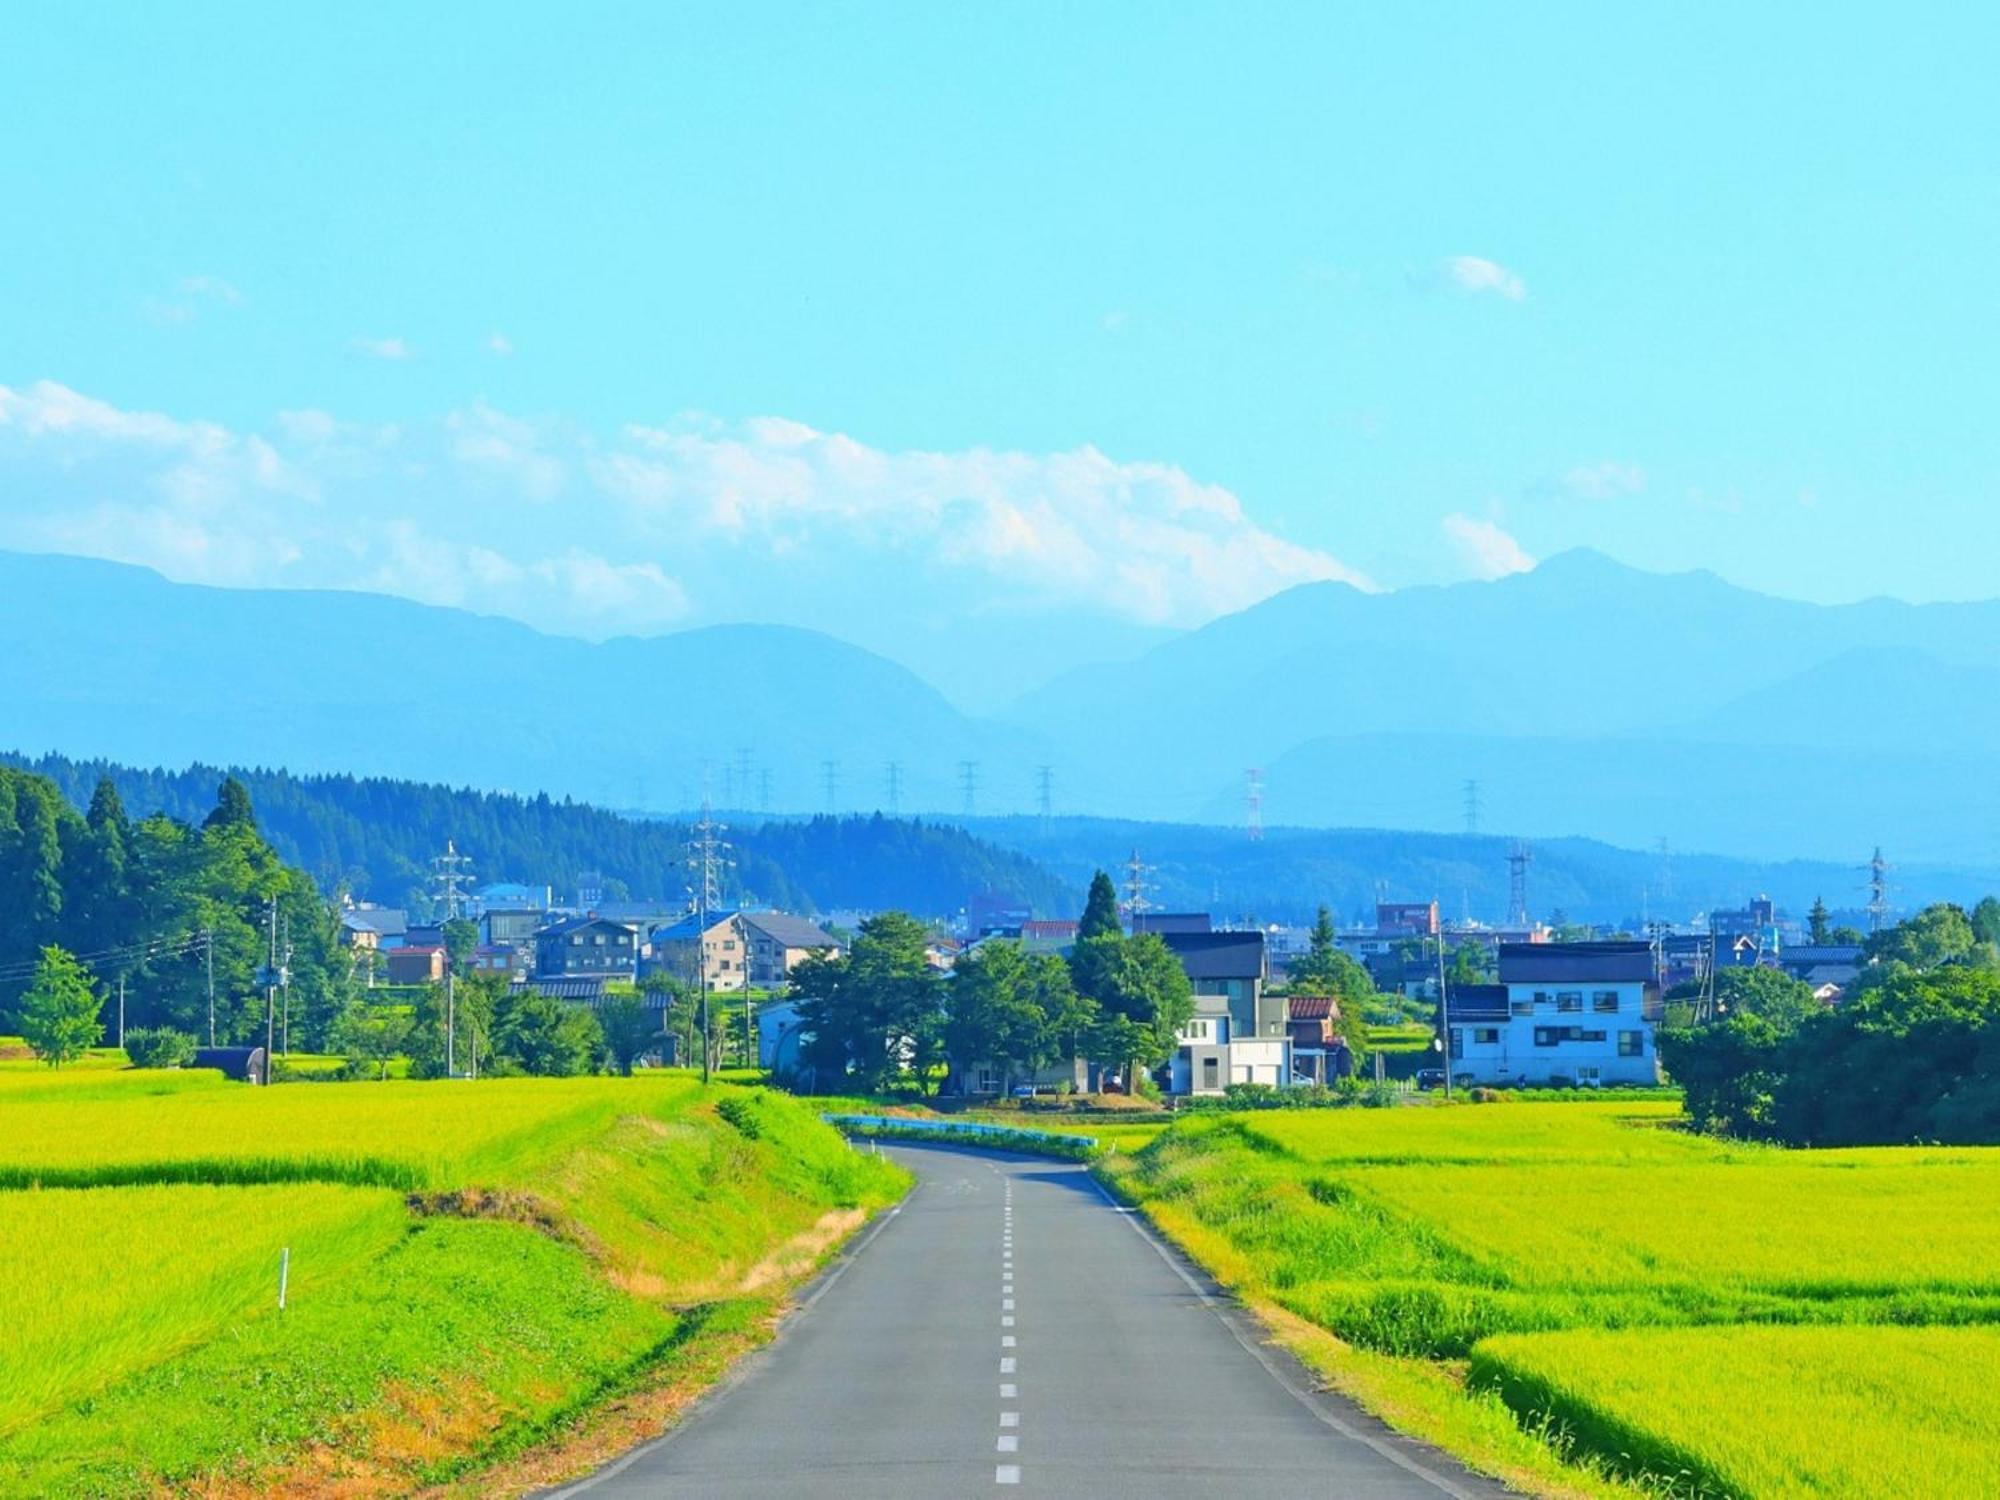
[1415, 1067, 1445, 1091]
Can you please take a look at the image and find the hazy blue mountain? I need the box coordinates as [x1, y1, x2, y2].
[1008, 550, 2000, 858]
[10, 546, 2000, 865]
[0, 550, 1048, 815]
[961, 815, 2000, 929]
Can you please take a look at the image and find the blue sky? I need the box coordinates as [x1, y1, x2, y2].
[3, 3, 1997, 695]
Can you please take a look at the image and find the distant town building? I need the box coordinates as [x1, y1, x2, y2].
[535, 915, 639, 979]
[1376, 901, 1440, 937]
[646, 911, 747, 991]
[1445, 941, 1662, 1087]
[737, 912, 842, 986]
[385, 944, 445, 985]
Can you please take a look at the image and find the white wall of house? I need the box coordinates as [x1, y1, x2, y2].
[1452, 977, 1657, 1085]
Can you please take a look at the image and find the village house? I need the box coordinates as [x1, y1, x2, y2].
[384, 944, 445, 985]
[1444, 940, 1662, 1087]
[645, 911, 747, 991]
[738, 912, 842, 986]
[534, 915, 640, 980]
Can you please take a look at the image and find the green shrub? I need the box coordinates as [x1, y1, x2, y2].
[122, 1028, 196, 1070]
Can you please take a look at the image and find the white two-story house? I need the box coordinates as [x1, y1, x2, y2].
[1444, 941, 1661, 1087]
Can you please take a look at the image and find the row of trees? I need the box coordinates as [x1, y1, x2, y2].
[791, 873, 1196, 1094]
[6, 752, 1069, 922]
[1661, 902, 2000, 1144]
[1, 768, 351, 1049]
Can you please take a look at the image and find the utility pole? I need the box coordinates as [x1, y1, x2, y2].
[262, 899, 279, 1077]
[117, 972, 126, 1048]
[1435, 931, 1453, 1101]
[687, 802, 732, 1084]
[204, 927, 215, 1047]
[279, 913, 292, 1056]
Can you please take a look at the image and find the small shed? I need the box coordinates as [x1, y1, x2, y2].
[193, 1046, 269, 1085]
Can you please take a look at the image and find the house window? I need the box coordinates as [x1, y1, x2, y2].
[570, 935, 583, 945]
[1534, 1027, 1558, 1047]
[1532, 990, 1551, 1005]
[1473, 1027, 1499, 1045]
[1581, 1030, 1607, 1043]
[1556, 992, 1583, 1012]
[1510, 1000, 1533, 1016]
[1593, 991, 1619, 1012]
[1576, 1066, 1602, 1085]
[1619, 1030, 1644, 1057]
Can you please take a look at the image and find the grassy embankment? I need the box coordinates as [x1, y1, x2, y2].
[0, 1059, 906, 1496]
[1097, 1099, 2000, 1498]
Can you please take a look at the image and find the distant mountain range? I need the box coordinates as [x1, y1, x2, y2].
[6, 546, 1999, 866]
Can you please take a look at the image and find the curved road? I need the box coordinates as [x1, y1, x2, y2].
[549, 1142, 1514, 1498]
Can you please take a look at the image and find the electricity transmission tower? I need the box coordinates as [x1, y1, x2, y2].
[1035, 765, 1054, 828]
[1506, 841, 1533, 928]
[1246, 769, 1265, 842]
[1462, 779, 1482, 835]
[821, 759, 840, 814]
[1865, 846, 1893, 932]
[1122, 848, 1155, 927]
[686, 803, 733, 1085]
[431, 838, 472, 919]
[958, 760, 980, 819]
[885, 760, 903, 817]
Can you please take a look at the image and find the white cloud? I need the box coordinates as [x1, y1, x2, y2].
[0, 381, 1366, 647]
[1443, 255, 1527, 302]
[487, 332, 514, 357]
[350, 336, 412, 360]
[1559, 460, 1645, 501]
[1443, 513, 1535, 580]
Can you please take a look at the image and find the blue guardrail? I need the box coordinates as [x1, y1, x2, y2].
[822, 1114, 1096, 1150]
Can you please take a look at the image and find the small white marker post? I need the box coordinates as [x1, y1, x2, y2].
[278, 1247, 290, 1311]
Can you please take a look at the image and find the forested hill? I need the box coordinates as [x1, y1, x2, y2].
[3, 752, 1074, 920]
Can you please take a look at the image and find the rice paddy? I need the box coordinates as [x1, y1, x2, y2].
[1106, 1100, 2000, 1497]
[0, 1067, 905, 1495]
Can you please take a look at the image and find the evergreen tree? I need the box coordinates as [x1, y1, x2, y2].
[1808, 896, 1831, 946]
[1078, 870, 1122, 940]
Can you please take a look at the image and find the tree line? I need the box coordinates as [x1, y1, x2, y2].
[788, 872, 1194, 1094]
[1660, 901, 2000, 1145]
[3, 751, 1072, 919]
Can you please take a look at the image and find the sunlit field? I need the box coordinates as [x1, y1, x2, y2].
[1109, 1099, 2000, 1496]
[1473, 1324, 2000, 1499]
[0, 1069, 904, 1495]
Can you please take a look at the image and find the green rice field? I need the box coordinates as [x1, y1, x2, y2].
[1472, 1324, 2000, 1499]
[1106, 1100, 2000, 1497]
[0, 1067, 905, 1495]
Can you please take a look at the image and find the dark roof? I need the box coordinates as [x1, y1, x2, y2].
[1443, 983, 1509, 1021]
[739, 912, 840, 950]
[1498, 941, 1654, 984]
[1160, 929, 1266, 980]
[538, 914, 640, 940]
[510, 975, 609, 1001]
[1778, 944, 1865, 966]
[1286, 994, 1340, 1021]
[1133, 913, 1214, 935]
[648, 910, 739, 943]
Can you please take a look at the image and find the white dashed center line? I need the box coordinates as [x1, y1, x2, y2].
[998, 1176, 1021, 1486]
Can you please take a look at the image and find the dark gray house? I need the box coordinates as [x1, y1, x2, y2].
[1158, 929, 1278, 1038]
[534, 915, 640, 979]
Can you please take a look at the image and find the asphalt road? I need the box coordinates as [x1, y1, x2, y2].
[549, 1142, 1515, 1499]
